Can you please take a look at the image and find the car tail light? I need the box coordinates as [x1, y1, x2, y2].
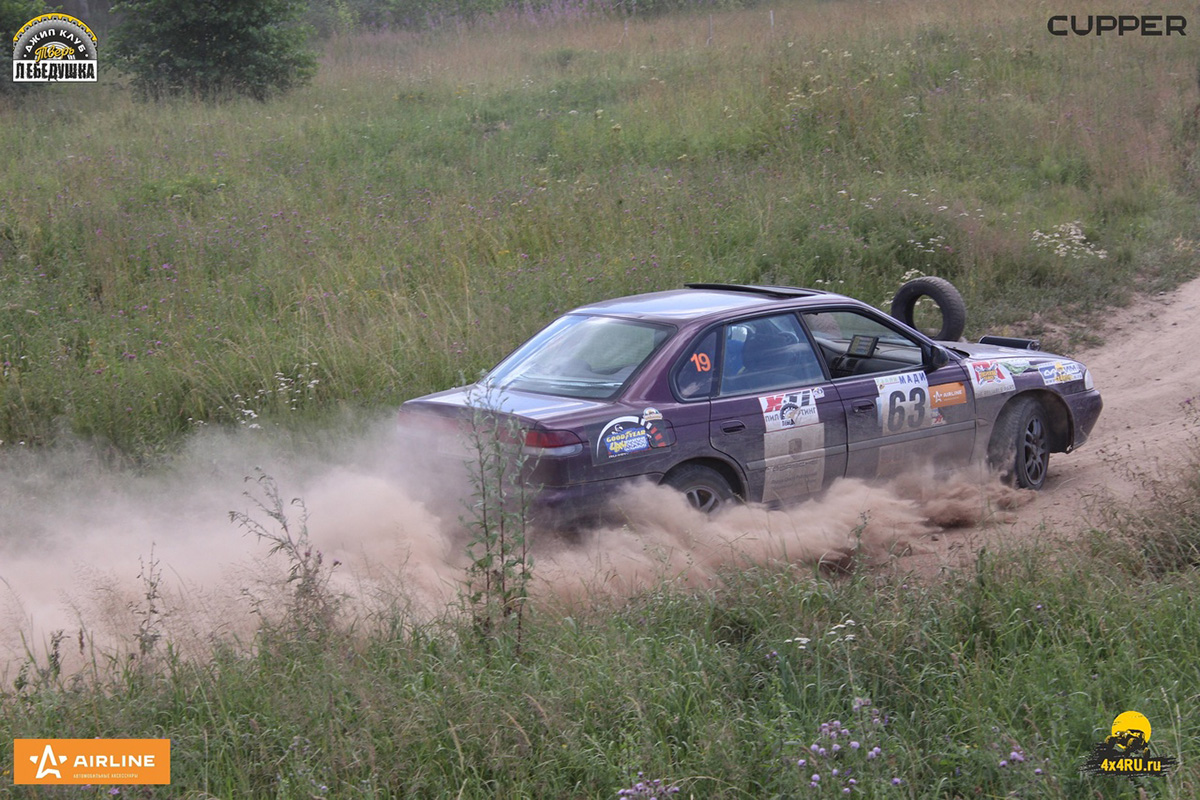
[523, 429, 584, 458]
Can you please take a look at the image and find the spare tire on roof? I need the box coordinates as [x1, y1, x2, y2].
[890, 276, 967, 341]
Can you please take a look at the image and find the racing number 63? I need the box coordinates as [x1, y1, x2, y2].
[886, 386, 926, 432]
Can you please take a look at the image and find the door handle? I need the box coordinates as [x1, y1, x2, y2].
[852, 400, 875, 413]
[721, 420, 746, 433]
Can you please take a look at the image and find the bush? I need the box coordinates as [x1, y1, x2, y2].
[109, 0, 317, 101]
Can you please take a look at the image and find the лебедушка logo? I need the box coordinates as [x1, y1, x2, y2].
[12, 13, 98, 82]
[1079, 711, 1179, 777]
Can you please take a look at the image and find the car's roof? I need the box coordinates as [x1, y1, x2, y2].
[572, 284, 847, 323]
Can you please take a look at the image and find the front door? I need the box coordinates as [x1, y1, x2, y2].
[800, 308, 976, 480]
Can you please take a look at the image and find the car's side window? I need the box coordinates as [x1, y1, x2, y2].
[802, 309, 924, 379]
[719, 313, 825, 395]
[675, 329, 718, 399]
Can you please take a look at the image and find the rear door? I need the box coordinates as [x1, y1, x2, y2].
[678, 312, 848, 504]
[800, 307, 976, 480]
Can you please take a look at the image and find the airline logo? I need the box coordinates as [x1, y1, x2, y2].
[13, 739, 171, 785]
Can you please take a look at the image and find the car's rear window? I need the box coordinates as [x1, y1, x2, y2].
[485, 314, 673, 400]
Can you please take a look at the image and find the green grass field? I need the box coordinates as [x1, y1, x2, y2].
[2, 0, 1197, 459]
[6, 482, 1200, 799]
[3, 0, 1200, 796]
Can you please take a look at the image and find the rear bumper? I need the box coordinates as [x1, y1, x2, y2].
[530, 474, 663, 530]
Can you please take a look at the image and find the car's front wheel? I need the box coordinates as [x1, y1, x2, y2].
[664, 464, 736, 514]
[989, 396, 1050, 490]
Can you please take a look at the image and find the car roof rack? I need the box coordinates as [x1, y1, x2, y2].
[684, 282, 823, 298]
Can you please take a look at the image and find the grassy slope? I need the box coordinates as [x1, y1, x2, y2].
[0, 0, 1198, 459]
[3, 1, 1200, 797]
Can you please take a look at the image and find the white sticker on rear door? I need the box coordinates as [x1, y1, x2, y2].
[759, 388, 822, 432]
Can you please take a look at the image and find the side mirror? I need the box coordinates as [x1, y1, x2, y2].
[924, 344, 950, 372]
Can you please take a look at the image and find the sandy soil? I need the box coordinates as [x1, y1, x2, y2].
[897, 277, 1200, 576]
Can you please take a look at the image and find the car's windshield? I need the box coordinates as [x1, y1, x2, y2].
[485, 314, 673, 400]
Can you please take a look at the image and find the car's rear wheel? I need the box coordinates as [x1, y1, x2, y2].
[664, 464, 736, 514]
[989, 396, 1050, 490]
[890, 276, 967, 341]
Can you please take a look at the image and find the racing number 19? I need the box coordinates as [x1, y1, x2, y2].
[885, 386, 926, 432]
[690, 353, 712, 372]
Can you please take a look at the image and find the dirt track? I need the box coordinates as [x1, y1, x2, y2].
[901, 277, 1200, 575]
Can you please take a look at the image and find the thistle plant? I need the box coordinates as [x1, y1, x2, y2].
[230, 469, 341, 640]
[461, 382, 535, 649]
[617, 772, 681, 797]
[13, 629, 66, 693]
[790, 698, 902, 795]
[131, 544, 168, 660]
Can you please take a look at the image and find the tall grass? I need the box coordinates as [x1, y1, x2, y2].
[1, 0, 1197, 459]
[6, 503, 1200, 797]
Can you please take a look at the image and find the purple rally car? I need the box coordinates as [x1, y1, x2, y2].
[400, 282, 1102, 524]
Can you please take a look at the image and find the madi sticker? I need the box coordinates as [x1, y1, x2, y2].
[759, 387, 823, 432]
[968, 360, 1016, 397]
[875, 371, 931, 434]
[595, 413, 674, 462]
[1039, 360, 1082, 386]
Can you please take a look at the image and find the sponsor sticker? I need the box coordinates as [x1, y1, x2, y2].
[968, 360, 1016, 397]
[1038, 360, 1082, 386]
[595, 414, 672, 461]
[13, 739, 170, 785]
[759, 387, 823, 432]
[1001, 359, 1036, 375]
[930, 381, 968, 408]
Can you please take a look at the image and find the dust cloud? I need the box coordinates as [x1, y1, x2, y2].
[0, 419, 1026, 678]
[536, 469, 1029, 602]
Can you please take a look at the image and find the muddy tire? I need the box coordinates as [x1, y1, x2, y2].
[890, 276, 967, 341]
[664, 464, 736, 514]
[988, 396, 1050, 490]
